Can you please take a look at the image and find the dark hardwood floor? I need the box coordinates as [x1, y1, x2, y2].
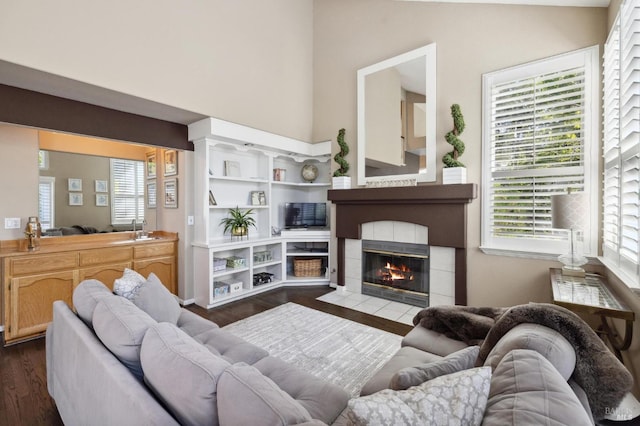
[0, 286, 411, 425]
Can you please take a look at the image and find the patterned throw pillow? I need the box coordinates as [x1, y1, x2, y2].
[113, 268, 146, 300]
[348, 367, 491, 426]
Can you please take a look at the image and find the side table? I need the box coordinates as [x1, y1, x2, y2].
[549, 268, 635, 361]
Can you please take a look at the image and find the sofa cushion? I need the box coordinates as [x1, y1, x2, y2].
[195, 328, 269, 365]
[348, 367, 491, 426]
[92, 296, 156, 381]
[113, 268, 146, 300]
[483, 323, 576, 380]
[253, 356, 350, 425]
[217, 363, 313, 425]
[177, 308, 220, 338]
[390, 345, 479, 390]
[360, 346, 442, 396]
[401, 325, 468, 357]
[131, 273, 181, 324]
[483, 349, 592, 426]
[141, 322, 231, 426]
[72, 279, 113, 327]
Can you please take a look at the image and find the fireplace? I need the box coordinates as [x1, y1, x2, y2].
[362, 240, 429, 307]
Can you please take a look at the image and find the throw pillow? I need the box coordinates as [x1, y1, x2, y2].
[72, 279, 113, 327]
[483, 349, 593, 425]
[348, 367, 491, 426]
[390, 345, 480, 390]
[131, 273, 181, 324]
[92, 296, 157, 381]
[217, 363, 313, 426]
[113, 268, 146, 300]
[141, 322, 231, 426]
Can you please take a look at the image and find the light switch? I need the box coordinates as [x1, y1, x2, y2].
[187, 216, 195, 225]
[5, 217, 21, 229]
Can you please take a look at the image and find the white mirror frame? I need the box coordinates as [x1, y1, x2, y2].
[357, 43, 437, 186]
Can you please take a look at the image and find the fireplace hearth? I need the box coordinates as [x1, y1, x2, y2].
[362, 240, 429, 307]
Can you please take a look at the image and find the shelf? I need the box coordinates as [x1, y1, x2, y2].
[212, 266, 249, 278]
[272, 181, 331, 187]
[286, 274, 329, 282]
[210, 176, 269, 183]
[209, 204, 269, 210]
[287, 250, 329, 256]
[254, 260, 282, 268]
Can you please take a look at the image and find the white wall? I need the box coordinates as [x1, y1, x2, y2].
[0, 0, 314, 142]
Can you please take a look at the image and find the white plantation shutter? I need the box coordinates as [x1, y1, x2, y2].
[482, 47, 599, 256]
[38, 176, 55, 230]
[111, 158, 145, 225]
[603, 0, 640, 284]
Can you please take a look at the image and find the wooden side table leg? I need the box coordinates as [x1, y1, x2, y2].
[600, 315, 633, 362]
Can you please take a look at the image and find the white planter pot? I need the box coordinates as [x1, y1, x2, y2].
[442, 167, 467, 184]
[332, 176, 351, 189]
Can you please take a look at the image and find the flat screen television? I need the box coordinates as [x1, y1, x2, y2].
[284, 202, 327, 228]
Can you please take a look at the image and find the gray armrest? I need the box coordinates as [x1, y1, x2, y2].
[401, 325, 468, 357]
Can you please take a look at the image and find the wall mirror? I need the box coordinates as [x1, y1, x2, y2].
[357, 43, 436, 186]
[37, 130, 156, 235]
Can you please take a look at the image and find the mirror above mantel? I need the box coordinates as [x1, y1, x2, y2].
[357, 43, 437, 186]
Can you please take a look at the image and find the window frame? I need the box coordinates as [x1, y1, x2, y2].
[480, 46, 600, 259]
[110, 158, 145, 226]
[601, 0, 640, 289]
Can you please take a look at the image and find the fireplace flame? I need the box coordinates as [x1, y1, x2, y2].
[378, 262, 414, 284]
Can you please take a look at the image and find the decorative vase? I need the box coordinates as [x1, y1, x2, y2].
[442, 167, 467, 185]
[332, 176, 351, 190]
[231, 226, 248, 239]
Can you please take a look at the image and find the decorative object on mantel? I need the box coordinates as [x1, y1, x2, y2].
[365, 177, 417, 188]
[220, 206, 256, 240]
[301, 163, 319, 183]
[442, 104, 467, 184]
[332, 128, 351, 189]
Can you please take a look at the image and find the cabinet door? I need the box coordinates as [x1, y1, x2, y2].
[133, 257, 176, 294]
[78, 262, 132, 291]
[6, 270, 76, 342]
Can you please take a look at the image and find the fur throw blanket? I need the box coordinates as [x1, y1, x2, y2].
[415, 303, 633, 420]
[413, 305, 507, 346]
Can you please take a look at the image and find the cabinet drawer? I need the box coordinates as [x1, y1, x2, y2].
[10, 252, 78, 276]
[79, 247, 133, 266]
[134, 242, 175, 259]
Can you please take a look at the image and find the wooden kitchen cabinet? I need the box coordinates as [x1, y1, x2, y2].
[1, 232, 178, 345]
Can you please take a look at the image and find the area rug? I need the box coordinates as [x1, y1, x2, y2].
[223, 302, 402, 396]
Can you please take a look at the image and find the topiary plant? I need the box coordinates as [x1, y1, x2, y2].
[333, 128, 350, 177]
[443, 104, 466, 168]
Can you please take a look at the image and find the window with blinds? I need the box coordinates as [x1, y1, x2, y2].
[38, 176, 55, 230]
[481, 46, 599, 256]
[110, 158, 145, 225]
[602, 0, 640, 285]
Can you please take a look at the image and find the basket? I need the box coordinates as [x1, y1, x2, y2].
[293, 258, 322, 277]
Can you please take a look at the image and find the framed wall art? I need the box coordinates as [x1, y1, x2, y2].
[164, 150, 178, 176]
[96, 194, 108, 207]
[95, 180, 108, 193]
[164, 178, 178, 208]
[146, 152, 157, 178]
[69, 193, 83, 206]
[68, 178, 82, 191]
[147, 181, 157, 208]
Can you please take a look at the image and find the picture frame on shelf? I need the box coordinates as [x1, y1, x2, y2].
[95, 194, 108, 207]
[209, 190, 217, 206]
[251, 191, 266, 206]
[224, 160, 241, 177]
[95, 180, 108, 193]
[68, 178, 82, 192]
[164, 178, 178, 208]
[69, 193, 83, 206]
[146, 152, 157, 178]
[164, 150, 178, 176]
[147, 181, 157, 208]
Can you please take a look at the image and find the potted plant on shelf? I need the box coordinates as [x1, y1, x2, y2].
[220, 206, 256, 239]
[332, 128, 351, 189]
[442, 104, 467, 184]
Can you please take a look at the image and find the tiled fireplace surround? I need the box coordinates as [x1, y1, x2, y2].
[328, 184, 477, 306]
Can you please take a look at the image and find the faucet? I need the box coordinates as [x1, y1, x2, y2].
[132, 219, 138, 234]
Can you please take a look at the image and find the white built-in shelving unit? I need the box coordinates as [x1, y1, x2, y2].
[189, 118, 332, 308]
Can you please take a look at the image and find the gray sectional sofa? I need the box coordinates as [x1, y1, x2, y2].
[46, 278, 348, 426]
[47, 277, 632, 425]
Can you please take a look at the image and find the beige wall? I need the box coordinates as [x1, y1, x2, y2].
[313, 0, 608, 305]
[0, 125, 39, 240]
[0, 0, 314, 141]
